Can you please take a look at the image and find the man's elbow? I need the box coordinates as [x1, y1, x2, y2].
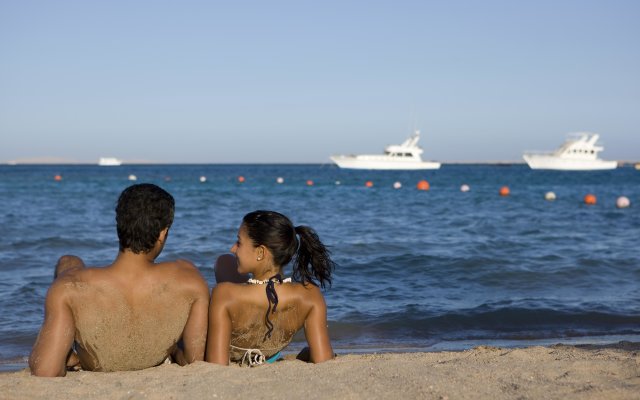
[29, 357, 65, 377]
[182, 348, 205, 364]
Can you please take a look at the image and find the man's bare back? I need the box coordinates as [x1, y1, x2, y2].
[55, 258, 207, 371]
[29, 184, 209, 376]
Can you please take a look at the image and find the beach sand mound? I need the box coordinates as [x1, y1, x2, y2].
[1, 342, 638, 400]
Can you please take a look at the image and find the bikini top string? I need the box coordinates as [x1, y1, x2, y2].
[263, 274, 282, 341]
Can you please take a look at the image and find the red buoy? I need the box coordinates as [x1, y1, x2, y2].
[416, 180, 430, 191]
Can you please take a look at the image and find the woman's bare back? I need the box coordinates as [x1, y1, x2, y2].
[214, 282, 322, 361]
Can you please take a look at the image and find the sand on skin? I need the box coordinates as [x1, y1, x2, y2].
[1, 342, 638, 400]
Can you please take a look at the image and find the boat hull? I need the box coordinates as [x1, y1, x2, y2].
[523, 155, 617, 171]
[330, 156, 441, 170]
[98, 157, 122, 166]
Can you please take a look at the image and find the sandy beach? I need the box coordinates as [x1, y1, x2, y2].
[1, 341, 638, 400]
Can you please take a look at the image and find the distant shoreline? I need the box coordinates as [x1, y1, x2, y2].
[4, 161, 640, 166]
[3, 161, 526, 166]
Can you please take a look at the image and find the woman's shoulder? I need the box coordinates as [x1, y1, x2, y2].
[211, 282, 245, 295]
[212, 282, 267, 301]
[286, 282, 326, 304]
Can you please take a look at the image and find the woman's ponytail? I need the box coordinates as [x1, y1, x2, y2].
[242, 210, 336, 288]
[292, 225, 335, 288]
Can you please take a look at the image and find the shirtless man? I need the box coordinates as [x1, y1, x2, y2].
[29, 183, 209, 377]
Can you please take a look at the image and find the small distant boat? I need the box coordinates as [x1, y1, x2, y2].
[330, 130, 441, 170]
[98, 157, 122, 166]
[523, 133, 617, 171]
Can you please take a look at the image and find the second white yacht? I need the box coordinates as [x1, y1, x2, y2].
[330, 130, 441, 170]
[523, 133, 617, 171]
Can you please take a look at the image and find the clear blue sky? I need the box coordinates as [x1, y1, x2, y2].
[1, 0, 639, 163]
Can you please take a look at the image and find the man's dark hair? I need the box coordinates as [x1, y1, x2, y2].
[116, 183, 175, 254]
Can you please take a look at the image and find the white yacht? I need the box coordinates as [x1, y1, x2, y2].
[523, 133, 617, 171]
[98, 157, 123, 166]
[330, 130, 441, 170]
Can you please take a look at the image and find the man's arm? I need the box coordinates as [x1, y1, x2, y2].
[178, 263, 210, 364]
[303, 287, 334, 363]
[205, 285, 233, 365]
[29, 281, 76, 377]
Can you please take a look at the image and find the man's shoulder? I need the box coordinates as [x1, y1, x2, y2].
[46, 268, 91, 304]
[156, 259, 198, 275]
[51, 266, 95, 288]
[158, 259, 209, 293]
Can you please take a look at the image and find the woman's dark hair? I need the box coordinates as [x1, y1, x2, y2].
[242, 210, 334, 288]
[116, 183, 175, 254]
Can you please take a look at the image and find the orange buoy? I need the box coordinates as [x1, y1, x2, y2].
[54, 174, 62, 181]
[365, 181, 373, 188]
[306, 180, 314, 186]
[584, 194, 597, 205]
[416, 180, 430, 191]
[237, 176, 245, 183]
[499, 186, 510, 196]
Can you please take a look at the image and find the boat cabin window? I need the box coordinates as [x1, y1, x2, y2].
[384, 152, 414, 157]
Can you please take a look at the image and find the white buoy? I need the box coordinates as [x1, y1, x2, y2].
[460, 184, 470, 192]
[393, 181, 402, 189]
[128, 174, 137, 181]
[335, 180, 341, 185]
[616, 196, 630, 208]
[276, 177, 284, 184]
[545, 191, 556, 201]
[199, 176, 207, 183]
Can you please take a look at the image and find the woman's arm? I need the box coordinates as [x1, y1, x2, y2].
[303, 288, 334, 363]
[205, 285, 233, 365]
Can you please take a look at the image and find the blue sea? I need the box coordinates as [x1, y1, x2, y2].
[1, 164, 639, 371]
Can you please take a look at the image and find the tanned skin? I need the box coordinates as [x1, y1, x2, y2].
[206, 227, 333, 365]
[30, 229, 209, 377]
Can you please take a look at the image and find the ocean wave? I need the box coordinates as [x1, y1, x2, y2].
[329, 306, 640, 343]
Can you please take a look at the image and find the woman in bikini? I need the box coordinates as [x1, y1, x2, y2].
[206, 210, 336, 366]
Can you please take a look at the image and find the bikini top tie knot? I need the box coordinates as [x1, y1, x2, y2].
[246, 274, 292, 341]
